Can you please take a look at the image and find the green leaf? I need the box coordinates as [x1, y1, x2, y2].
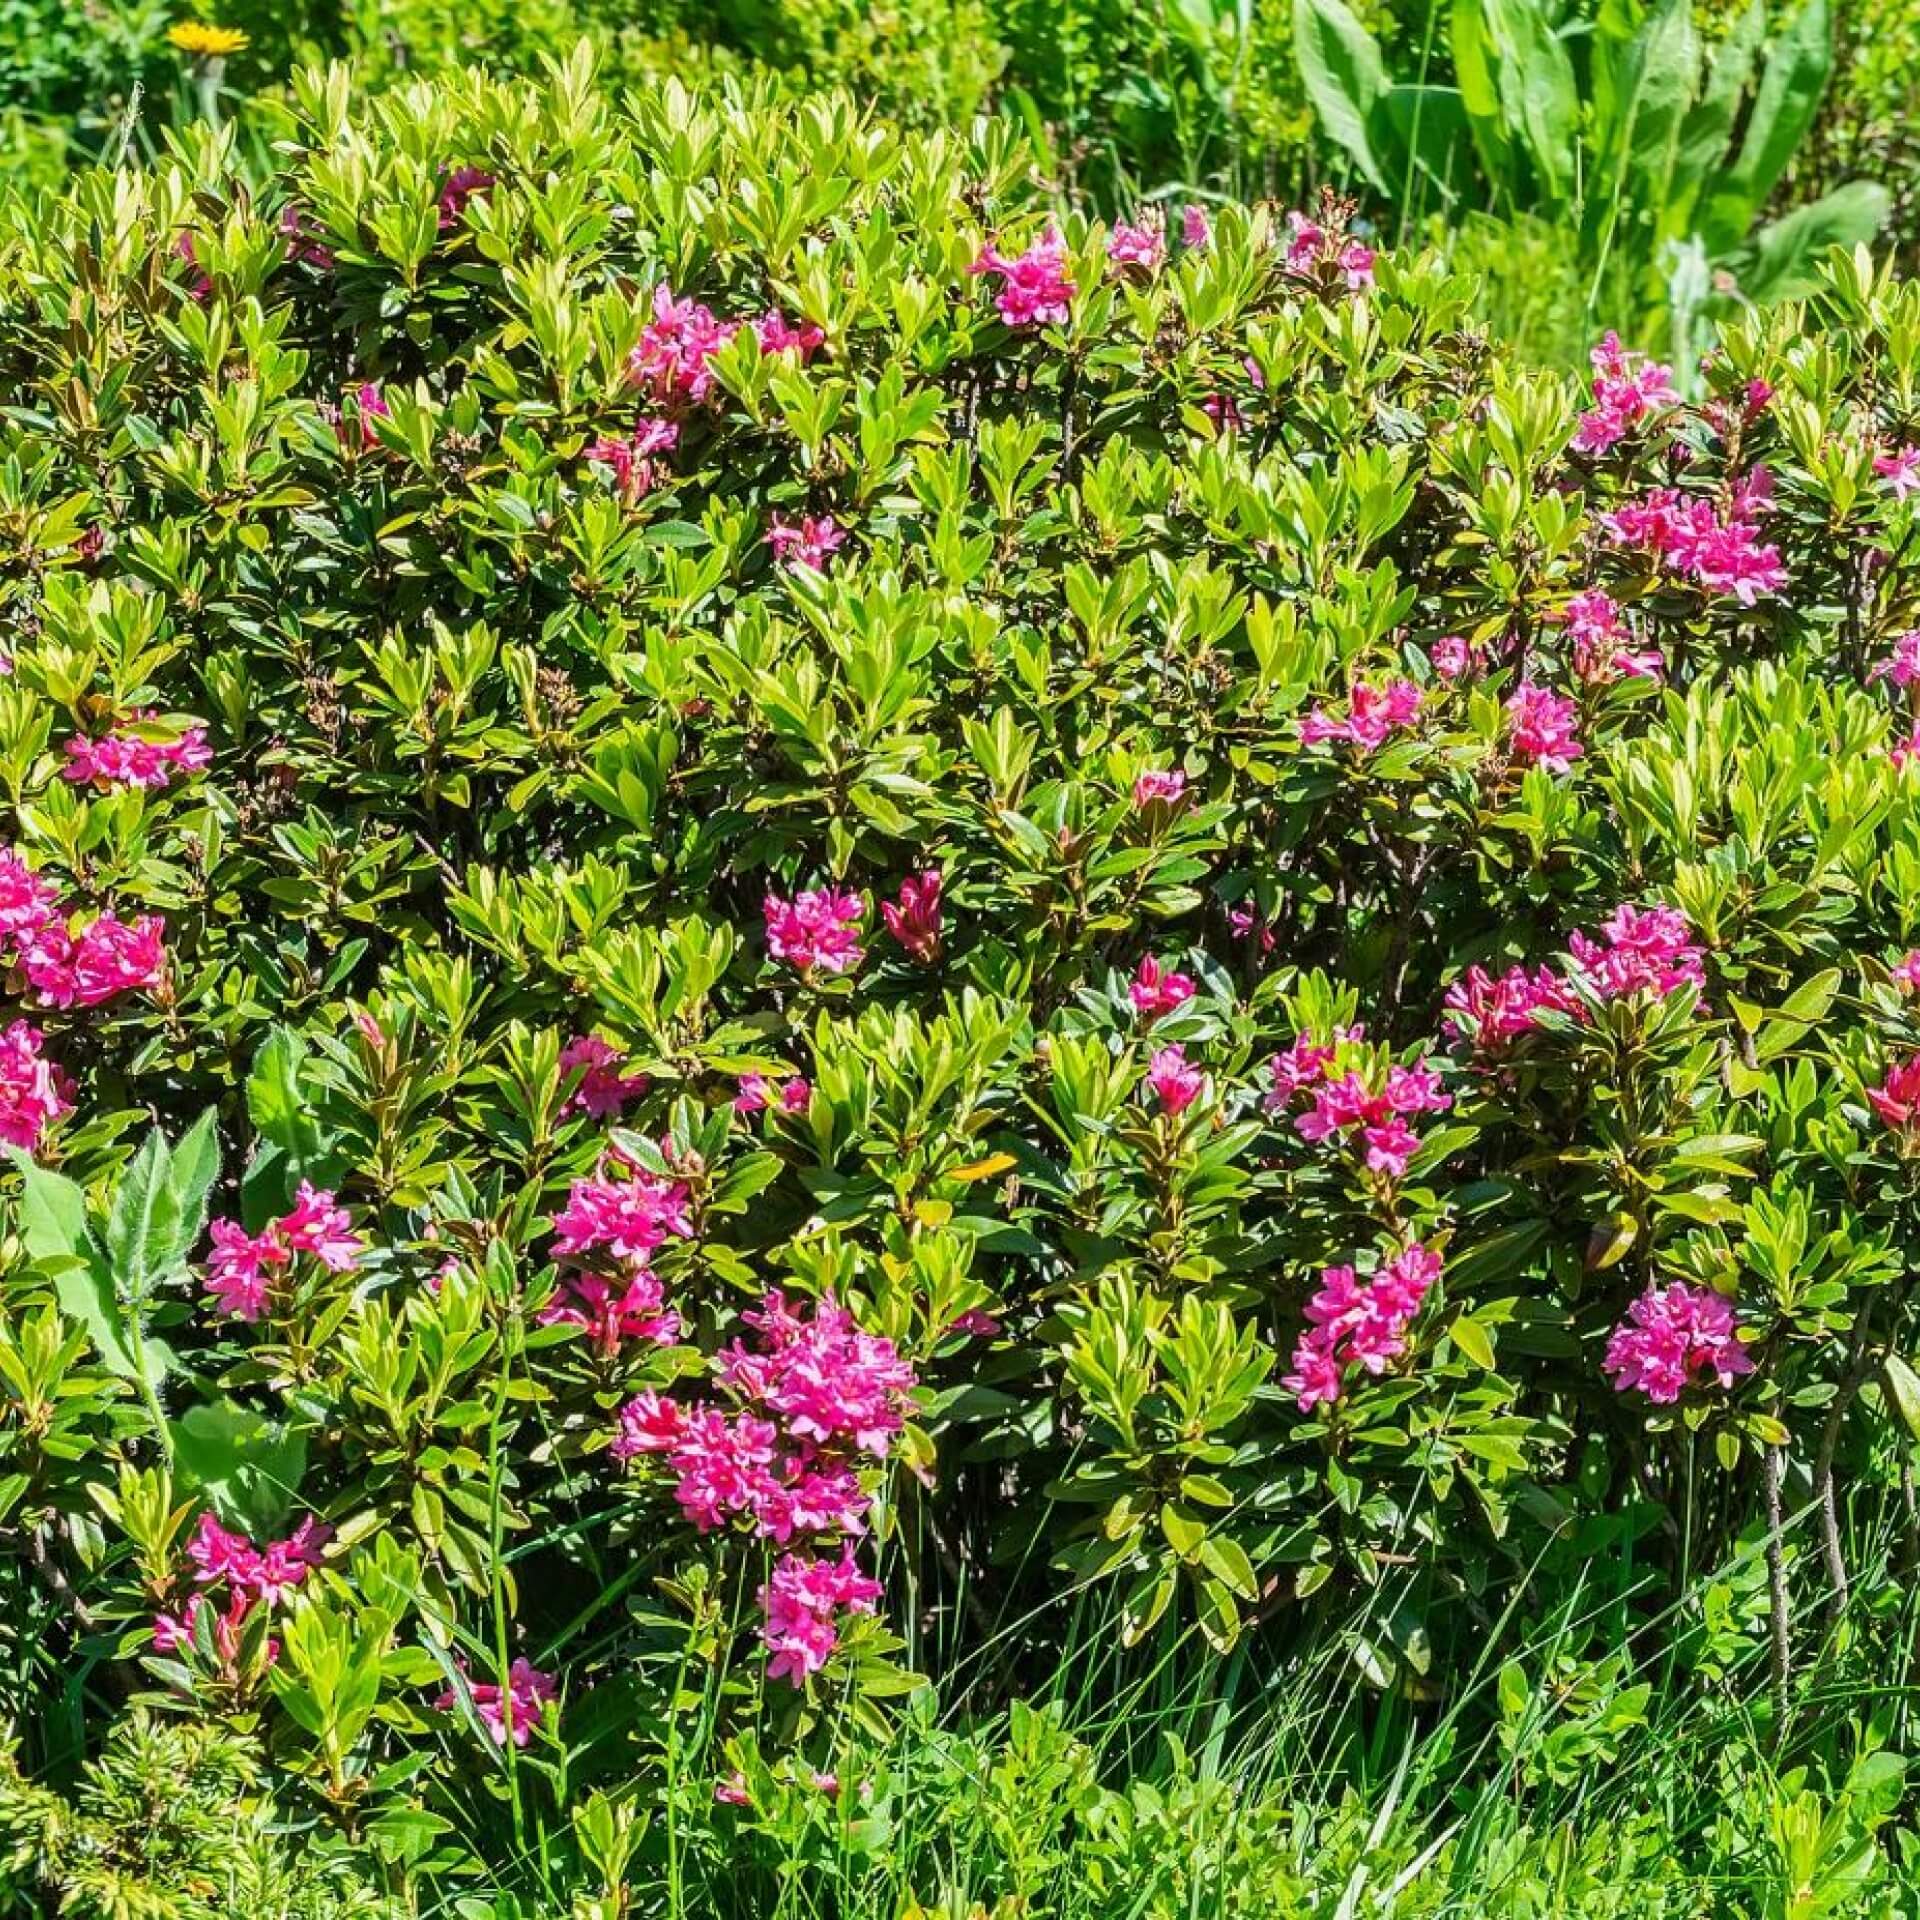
[1451, 1316, 1496, 1370]
[1727, 0, 1833, 215]
[170, 1400, 309, 1536]
[1464, 0, 1579, 209]
[105, 1110, 219, 1310]
[1160, 1502, 1208, 1560]
[1741, 182, 1891, 306]
[1293, 0, 1392, 191]
[1884, 1355, 1920, 1445]
[247, 1027, 329, 1171]
[1197, 1533, 1259, 1600]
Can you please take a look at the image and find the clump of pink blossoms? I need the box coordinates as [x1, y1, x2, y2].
[1505, 683, 1583, 771]
[1603, 1282, 1753, 1402]
[437, 166, 494, 230]
[154, 1511, 331, 1667]
[1567, 903, 1707, 1001]
[203, 1182, 366, 1321]
[881, 870, 942, 964]
[629, 285, 734, 405]
[1264, 1032, 1451, 1180]
[765, 886, 865, 976]
[559, 1034, 648, 1118]
[62, 714, 212, 792]
[768, 514, 845, 572]
[438, 1658, 558, 1748]
[612, 1290, 914, 1686]
[1129, 955, 1197, 1022]
[1876, 445, 1920, 501]
[1132, 769, 1187, 808]
[735, 1073, 812, 1117]
[541, 1148, 692, 1351]
[1603, 484, 1786, 605]
[0, 850, 164, 1011]
[1555, 590, 1663, 685]
[1284, 1243, 1441, 1411]
[1868, 1054, 1920, 1147]
[1145, 1043, 1204, 1113]
[1107, 214, 1166, 273]
[1298, 678, 1423, 753]
[1442, 963, 1580, 1052]
[0, 1019, 72, 1153]
[1871, 630, 1920, 690]
[1571, 331, 1679, 455]
[586, 416, 679, 503]
[970, 229, 1075, 329]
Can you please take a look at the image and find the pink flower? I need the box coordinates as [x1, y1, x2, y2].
[950, 1307, 1001, 1338]
[0, 852, 57, 949]
[278, 1182, 364, 1273]
[204, 1218, 291, 1321]
[1556, 591, 1662, 684]
[1571, 331, 1679, 454]
[1872, 630, 1920, 691]
[765, 887, 865, 976]
[552, 1157, 693, 1266]
[1264, 1032, 1338, 1107]
[734, 1291, 916, 1456]
[1567, 903, 1706, 1001]
[1131, 769, 1186, 808]
[0, 1020, 71, 1154]
[1129, 955, 1196, 1021]
[715, 1773, 752, 1806]
[350, 382, 389, 451]
[586, 432, 669, 503]
[1108, 216, 1165, 273]
[560, 1034, 648, 1117]
[1869, 1054, 1920, 1138]
[61, 714, 212, 791]
[1180, 205, 1211, 249]
[1893, 720, 1920, 771]
[611, 1389, 689, 1460]
[1877, 446, 1920, 501]
[1284, 1243, 1440, 1410]
[1339, 242, 1376, 289]
[880, 871, 942, 964]
[754, 310, 824, 359]
[630, 285, 735, 406]
[1228, 904, 1277, 954]
[970, 229, 1075, 329]
[1298, 678, 1423, 753]
[1603, 488, 1784, 604]
[1603, 1282, 1753, 1402]
[1891, 951, 1920, 994]
[768, 514, 846, 572]
[1145, 1043, 1203, 1113]
[251, 1516, 331, 1606]
[278, 202, 334, 269]
[1429, 635, 1479, 681]
[1443, 963, 1578, 1050]
[537, 1270, 680, 1356]
[21, 912, 166, 1008]
[1505, 683, 1582, 772]
[173, 231, 212, 301]
[760, 1547, 884, 1685]
[438, 1658, 557, 1748]
[437, 166, 494, 230]
[187, 1511, 264, 1592]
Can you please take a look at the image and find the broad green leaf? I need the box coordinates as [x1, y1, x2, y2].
[1741, 182, 1891, 305]
[171, 1400, 309, 1536]
[1884, 1354, 1920, 1445]
[1293, 0, 1392, 191]
[1727, 0, 1833, 214]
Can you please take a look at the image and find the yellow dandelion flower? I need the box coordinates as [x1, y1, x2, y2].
[167, 19, 249, 56]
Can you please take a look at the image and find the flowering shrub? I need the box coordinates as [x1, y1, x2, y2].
[6, 51, 1920, 1894]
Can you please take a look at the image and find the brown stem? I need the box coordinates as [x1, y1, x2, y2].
[1762, 1442, 1792, 1743]
[1814, 1298, 1877, 1626]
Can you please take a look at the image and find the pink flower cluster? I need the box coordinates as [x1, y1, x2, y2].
[1445, 905, 1705, 1054]
[768, 514, 845, 572]
[1264, 1031, 1451, 1180]
[761, 1547, 885, 1684]
[1868, 1054, 1920, 1143]
[1567, 903, 1707, 1001]
[735, 1072, 812, 1117]
[1555, 590, 1662, 685]
[1283, 1243, 1440, 1410]
[62, 714, 212, 791]
[154, 1511, 331, 1664]
[1876, 446, 1920, 501]
[1283, 210, 1373, 287]
[1505, 683, 1583, 771]
[628, 284, 823, 406]
[881, 870, 942, 964]
[278, 202, 334, 269]
[613, 1290, 913, 1684]
[587, 416, 679, 502]
[1570, 331, 1678, 455]
[1430, 634, 1481, 681]
[1129, 954, 1196, 1021]
[0, 850, 166, 1010]
[1602, 1282, 1753, 1402]
[1603, 486, 1786, 605]
[1108, 214, 1166, 273]
[1872, 630, 1920, 690]
[970, 229, 1075, 329]
[0, 1019, 71, 1152]
[1145, 1043, 1204, 1113]
[1132, 769, 1186, 808]
[539, 1270, 680, 1355]
[437, 166, 494, 229]
[765, 886, 865, 976]
[550, 1153, 692, 1270]
[559, 1033, 648, 1117]
[204, 1183, 365, 1321]
[1298, 678, 1423, 753]
[438, 1657, 557, 1748]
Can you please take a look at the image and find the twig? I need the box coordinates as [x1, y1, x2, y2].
[1762, 1442, 1792, 1744]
